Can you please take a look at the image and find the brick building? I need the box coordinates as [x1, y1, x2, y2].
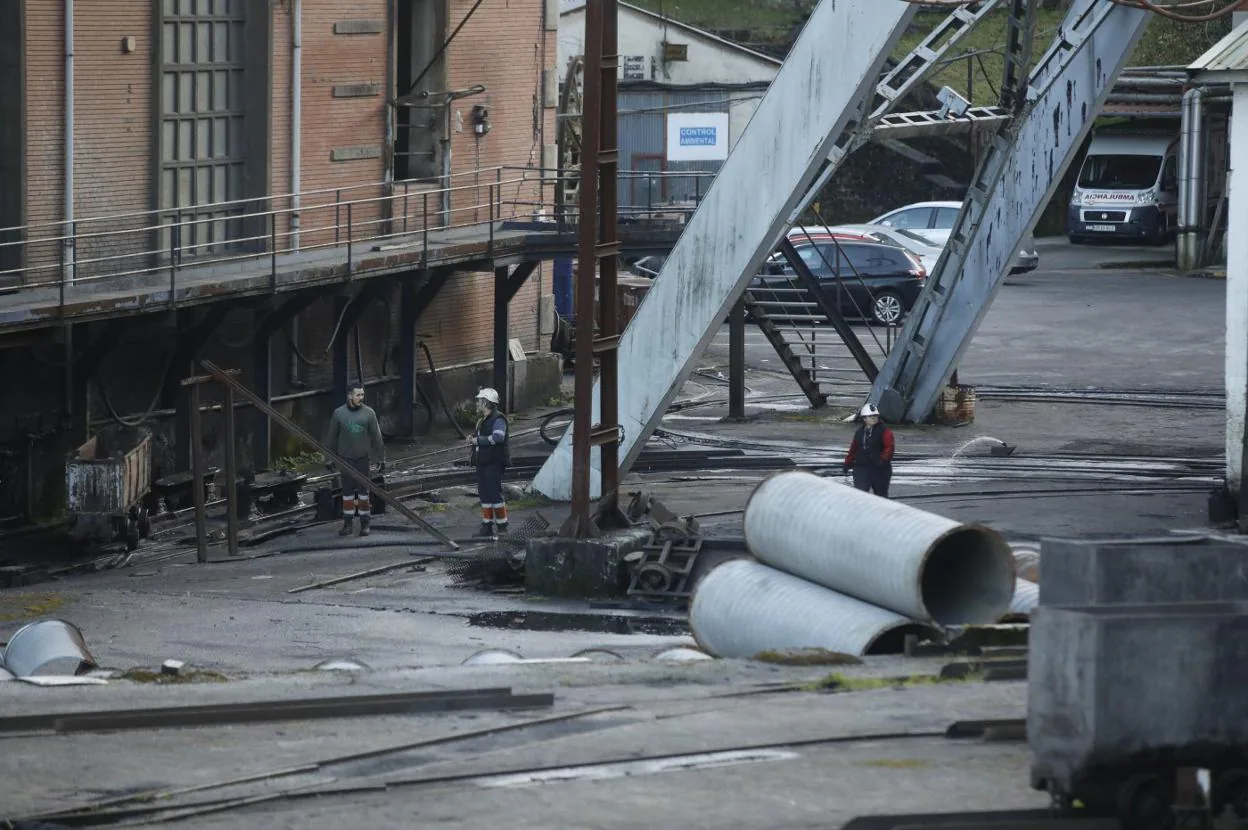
[0, 0, 573, 522]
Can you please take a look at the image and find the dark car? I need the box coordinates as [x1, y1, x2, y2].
[752, 239, 925, 326]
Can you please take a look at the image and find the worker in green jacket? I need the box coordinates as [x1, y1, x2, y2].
[324, 385, 386, 537]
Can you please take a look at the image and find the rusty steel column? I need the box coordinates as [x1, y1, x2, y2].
[595, 0, 624, 527]
[563, 0, 622, 537]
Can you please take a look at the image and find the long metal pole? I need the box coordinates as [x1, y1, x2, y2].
[199, 360, 458, 549]
[729, 299, 745, 419]
[566, 0, 605, 536]
[223, 384, 240, 557]
[188, 382, 208, 563]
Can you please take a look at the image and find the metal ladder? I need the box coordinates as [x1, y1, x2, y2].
[742, 281, 887, 408]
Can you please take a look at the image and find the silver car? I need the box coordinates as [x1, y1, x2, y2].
[870, 200, 1040, 275]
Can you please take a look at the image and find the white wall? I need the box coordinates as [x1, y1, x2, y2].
[558, 6, 779, 88]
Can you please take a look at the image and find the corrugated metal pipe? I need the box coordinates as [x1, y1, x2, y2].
[1004, 578, 1039, 621]
[689, 559, 940, 658]
[743, 472, 1015, 625]
[1178, 86, 1207, 272]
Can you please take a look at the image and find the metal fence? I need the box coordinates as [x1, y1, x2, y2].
[0, 166, 715, 317]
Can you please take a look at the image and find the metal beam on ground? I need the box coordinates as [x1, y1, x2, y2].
[199, 360, 459, 549]
[532, 0, 917, 500]
[871, 0, 1152, 424]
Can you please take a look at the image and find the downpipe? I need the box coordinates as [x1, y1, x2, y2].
[689, 559, 940, 658]
[63, 0, 75, 282]
[742, 471, 1015, 625]
[291, 0, 302, 248]
[1177, 86, 1207, 272]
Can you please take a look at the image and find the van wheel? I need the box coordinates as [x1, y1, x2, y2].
[1069, 234, 1087, 245]
[1151, 216, 1169, 246]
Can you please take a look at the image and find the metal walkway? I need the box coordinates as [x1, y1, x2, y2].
[0, 167, 693, 335]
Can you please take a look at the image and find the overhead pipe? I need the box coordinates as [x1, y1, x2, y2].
[742, 472, 1015, 625]
[1178, 86, 1207, 273]
[63, 0, 74, 281]
[689, 559, 940, 658]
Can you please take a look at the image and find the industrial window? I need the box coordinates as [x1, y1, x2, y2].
[157, 0, 248, 256]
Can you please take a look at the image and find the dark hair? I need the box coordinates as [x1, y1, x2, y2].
[349, 385, 365, 394]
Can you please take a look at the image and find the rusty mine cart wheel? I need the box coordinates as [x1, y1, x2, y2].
[1212, 769, 1248, 820]
[635, 563, 674, 594]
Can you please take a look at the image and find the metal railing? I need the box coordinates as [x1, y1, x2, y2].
[0, 166, 714, 318]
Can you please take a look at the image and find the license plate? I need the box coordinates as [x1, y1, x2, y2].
[1087, 224, 1117, 232]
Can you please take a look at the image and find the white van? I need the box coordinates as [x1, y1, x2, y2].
[1067, 133, 1178, 245]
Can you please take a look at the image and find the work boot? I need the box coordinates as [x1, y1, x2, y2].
[339, 517, 354, 536]
[473, 522, 495, 538]
[494, 522, 508, 536]
[359, 515, 371, 537]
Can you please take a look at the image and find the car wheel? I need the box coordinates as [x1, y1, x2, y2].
[871, 291, 904, 326]
[1069, 234, 1086, 245]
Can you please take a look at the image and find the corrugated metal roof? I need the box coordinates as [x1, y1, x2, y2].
[1189, 19, 1248, 76]
[560, 0, 783, 67]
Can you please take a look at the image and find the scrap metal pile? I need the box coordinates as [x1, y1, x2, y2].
[689, 471, 1030, 658]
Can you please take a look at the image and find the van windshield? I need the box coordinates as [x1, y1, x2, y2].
[1077, 154, 1162, 190]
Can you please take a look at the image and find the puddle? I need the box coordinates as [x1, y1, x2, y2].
[467, 611, 689, 637]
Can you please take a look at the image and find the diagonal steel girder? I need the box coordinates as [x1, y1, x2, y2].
[531, 0, 918, 500]
[871, 0, 1152, 424]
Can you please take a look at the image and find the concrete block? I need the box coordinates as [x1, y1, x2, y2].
[525, 527, 652, 598]
[1028, 602, 1248, 797]
[1038, 536, 1248, 607]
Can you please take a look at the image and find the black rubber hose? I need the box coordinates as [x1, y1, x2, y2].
[419, 341, 468, 439]
[540, 408, 575, 446]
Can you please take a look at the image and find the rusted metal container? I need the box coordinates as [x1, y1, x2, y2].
[594, 275, 653, 332]
[66, 427, 153, 549]
[933, 383, 977, 426]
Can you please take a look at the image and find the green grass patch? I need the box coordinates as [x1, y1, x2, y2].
[625, 0, 811, 37]
[803, 671, 977, 693]
[0, 594, 66, 623]
[753, 648, 863, 667]
[272, 451, 325, 472]
[120, 668, 231, 685]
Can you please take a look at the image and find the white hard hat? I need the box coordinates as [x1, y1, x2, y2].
[859, 403, 880, 418]
[476, 387, 500, 405]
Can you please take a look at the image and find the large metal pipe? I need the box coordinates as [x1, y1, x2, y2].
[1178, 86, 1207, 272]
[743, 472, 1015, 625]
[63, 0, 75, 280]
[689, 559, 939, 658]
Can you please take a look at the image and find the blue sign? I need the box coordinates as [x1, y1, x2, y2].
[679, 127, 719, 147]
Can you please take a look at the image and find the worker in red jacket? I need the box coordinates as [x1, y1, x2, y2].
[842, 403, 895, 498]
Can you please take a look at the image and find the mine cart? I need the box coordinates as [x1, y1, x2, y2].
[65, 428, 153, 550]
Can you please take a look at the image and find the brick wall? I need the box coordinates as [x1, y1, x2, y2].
[22, 2, 65, 284]
[71, 2, 153, 279]
[418, 0, 556, 367]
[22, 3, 153, 285]
[296, 0, 390, 247]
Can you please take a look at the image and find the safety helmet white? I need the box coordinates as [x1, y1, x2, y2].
[476, 387, 501, 405]
[859, 403, 880, 418]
